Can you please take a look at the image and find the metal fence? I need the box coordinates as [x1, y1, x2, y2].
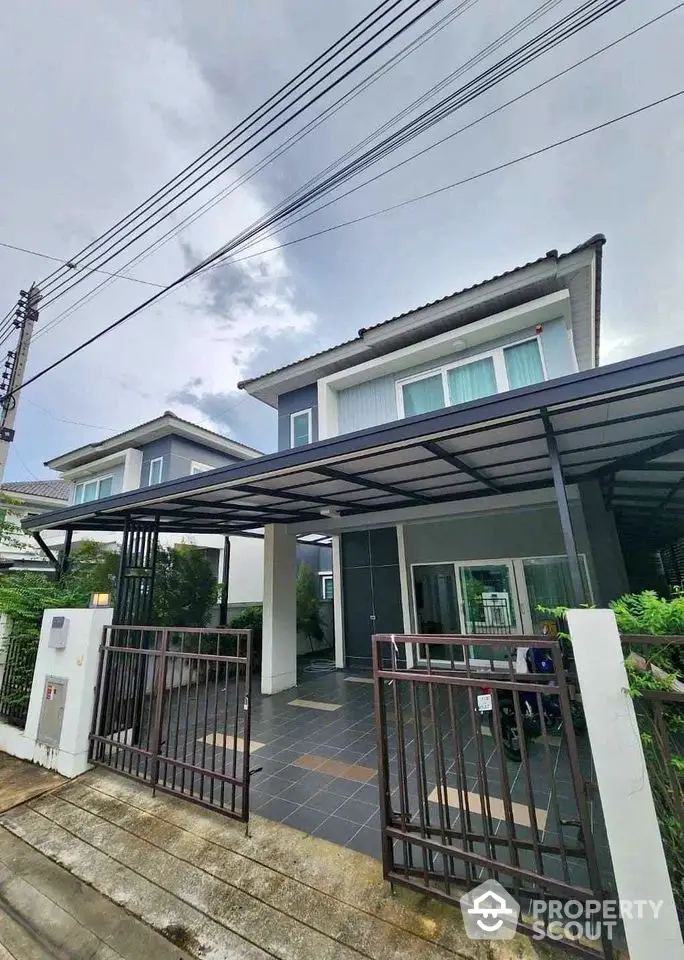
[372, 633, 613, 958]
[89, 625, 253, 822]
[0, 633, 39, 729]
[620, 634, 684, 923]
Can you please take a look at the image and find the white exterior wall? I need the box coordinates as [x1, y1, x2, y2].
[0, 607, 112, 777]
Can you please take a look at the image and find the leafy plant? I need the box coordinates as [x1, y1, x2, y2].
[153, 544, 218, 628]
[228, 605, 263, 665]
[539, 592, 683, 917]
[296, 562, 324, 651]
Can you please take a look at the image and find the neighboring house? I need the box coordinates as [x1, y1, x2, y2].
[0, 481, 71, 572]
[240, 235, 627, 669]
[14, 411, 333, 630]
[40, 411, 266, 611]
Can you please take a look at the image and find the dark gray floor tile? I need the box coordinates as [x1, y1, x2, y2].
[346, 826, 381, 859]
[282, 805, 329, 834]
[333, 797, 379, 826]
[325, 778, 366, 799]
[313, 815, 363, 846]
[257, 795, 300, 820]
[306, 789, 346, 815]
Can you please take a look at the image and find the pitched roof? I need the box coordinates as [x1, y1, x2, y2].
[45, 410, 263, 472]
[2, 480, 70, 501]
[239, 235, 605, 403]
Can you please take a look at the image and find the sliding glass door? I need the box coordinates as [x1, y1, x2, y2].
[412, 563, 464, 662]
[411, 560, 523, 664]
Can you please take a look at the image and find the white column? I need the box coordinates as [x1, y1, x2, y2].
[566, 609, 684, 959]
[0, 607, 113, 777]
[261, 524, 297, 695]
[332, 535, 345, 669]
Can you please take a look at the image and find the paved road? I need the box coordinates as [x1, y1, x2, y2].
[0, 825, 190, 960]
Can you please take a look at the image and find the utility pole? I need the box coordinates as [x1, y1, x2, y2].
[0, 284, 41, 485]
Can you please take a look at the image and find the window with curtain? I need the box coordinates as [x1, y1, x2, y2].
[504, 339, 544, 389]
[401, 373, 445, 416]
[74, 475, 112, 504]
[447, 357, 497, 405]
[522, 556, 589, 632]
[290, 410, 312, 446]
[148, 457, 163, 485]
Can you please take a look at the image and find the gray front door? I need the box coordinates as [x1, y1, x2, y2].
[341, 527, 403, 671]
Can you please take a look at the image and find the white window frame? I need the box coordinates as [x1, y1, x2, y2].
[319, 572, 334, 600]
[74, 474, 113, 505]
[190, 461, 213, 475]
[148, 457, 164, 485]
[395, 336, 547, 418]
[290, 408, 313, 447]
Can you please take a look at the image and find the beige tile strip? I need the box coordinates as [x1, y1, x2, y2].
[344, 677, 374, 685]
[201, 734, 264, 753]
[288, 698, 341, 712]
[294, 754, 376, 783]
[480, 726, 561, 748]
[427, 785, 548, 830]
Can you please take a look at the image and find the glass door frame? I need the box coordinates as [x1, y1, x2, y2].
[410, 558, 525, 668]
[409, 553, 594, 668]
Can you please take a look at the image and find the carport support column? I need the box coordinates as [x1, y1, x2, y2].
[261, 524, 297, 695]
[543, 409, 584, 605]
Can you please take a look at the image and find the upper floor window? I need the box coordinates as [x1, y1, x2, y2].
[320, 572, 334, 600]
[290, 409, 312, 447]
[148, 457, 163, 485]
[397, 337, 545, 418]
[74, 475, 112, 504]
[190, 461, 213, 475]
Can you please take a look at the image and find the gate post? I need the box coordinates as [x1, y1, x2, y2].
[567, 608, 684, 959]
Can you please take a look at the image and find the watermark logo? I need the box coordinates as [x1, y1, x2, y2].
[460, 880, 520, 940]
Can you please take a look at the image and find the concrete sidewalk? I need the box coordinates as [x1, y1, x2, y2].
[0, 765, 575, 959]
[0, 826, 191, 959]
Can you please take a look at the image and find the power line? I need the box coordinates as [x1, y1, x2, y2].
[31, 0, 479, 342]
[215, 0, 684, 267]
[35, 0, 451, 307]
[32, 0, 402, 293]
[0, 239, 165, 288]
[32, 0, 614, 344]
[29, 0, 479, 340]
[9, 444, 40, 481]
[173, 0, 628, 273]
[8, 86, 683, 401]
[25, 397, 115, 431]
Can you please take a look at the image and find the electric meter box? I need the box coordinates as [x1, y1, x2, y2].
[36, 677, 68, 748]
[48, 615, 69, 649]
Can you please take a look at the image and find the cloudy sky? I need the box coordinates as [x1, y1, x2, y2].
[0, 0, 682, 480]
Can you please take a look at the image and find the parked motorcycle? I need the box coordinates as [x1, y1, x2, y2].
[482, 644, 586, 761]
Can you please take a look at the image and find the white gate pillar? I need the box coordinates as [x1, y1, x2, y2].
[261, 524, 297, 695]
[567, 609, 684, 959]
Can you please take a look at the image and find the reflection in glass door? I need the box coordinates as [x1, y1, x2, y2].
[459, 563, 519, 662]
[412, 564, 464, 663]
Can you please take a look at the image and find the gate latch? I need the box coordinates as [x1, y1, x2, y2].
[243, 694, 249, 712]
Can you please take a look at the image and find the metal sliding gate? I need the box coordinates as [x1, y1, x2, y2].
[373, 633, 613, 958]
[90, 625, 253, 822]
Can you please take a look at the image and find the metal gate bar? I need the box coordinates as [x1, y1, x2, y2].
[372, 633, 612, 958]
[89, 625, 252, 822]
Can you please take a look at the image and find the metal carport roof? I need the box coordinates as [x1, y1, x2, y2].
[24, 344, 684, 549]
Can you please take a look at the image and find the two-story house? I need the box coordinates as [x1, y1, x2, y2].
[26, 234, 684, 695]
[40, 411, 266, 611]
[239, 234, 628, 670]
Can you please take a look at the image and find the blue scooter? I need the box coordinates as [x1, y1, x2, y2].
[485, 645, 585, 761]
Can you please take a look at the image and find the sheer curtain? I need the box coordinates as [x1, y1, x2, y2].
[522, 557, 588, 631]
[504, 340, 544, 389]
[447, 357, 497, 404]
[402, 374, 444, 416]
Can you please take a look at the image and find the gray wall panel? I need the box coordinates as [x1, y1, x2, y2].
[277, 384, 318, 450]
[337, 319, 573, 434]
